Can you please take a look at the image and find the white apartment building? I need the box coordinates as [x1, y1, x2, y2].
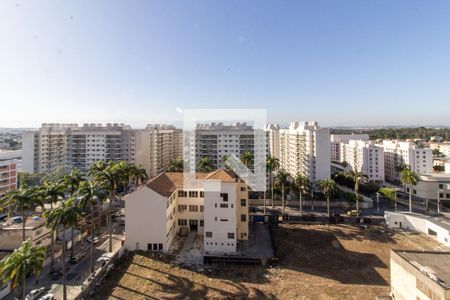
[124, 170, 249, 255]
[22, 123, 136, 173]
[265, 124, 280, 159]
[430, 142, 450, 157]
[339, 140, 384, 183]
[330, 134, 369, 162]
[279, 121, 330, 181]
[381, 140, 433, 182]
[189, 122, 266, 171]
[135, 124, 183, 178]
[0, 155, 17, 198]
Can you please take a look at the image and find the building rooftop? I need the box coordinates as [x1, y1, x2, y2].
[394, 250, 450, 289]
[144, 170, 239, 197]
[387, 211, 450, 231]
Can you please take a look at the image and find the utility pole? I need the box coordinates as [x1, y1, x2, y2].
[376, 192, 380, 214]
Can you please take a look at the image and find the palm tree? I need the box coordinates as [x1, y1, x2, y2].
[275, 170, 291, 215]
[167, 159, 184, 172]
[347, 169, 368, 216]
[94, 164, 120, 252]
[0, 186, 44, 241]
[197, 157, 214, 172]
[0, 240, 46, 300]
[400, 169, 420, 213]
[266, 156, 280, 208]
[40, 180, 66, 273]
[130, 165, 148, 187]
[63, 169, 84, 260]
[87, 160, 107, 179]
[318, 179, 336, 217]
[44, 199, 80, 300]
[77, 181, 107, 274]
[293, 173, 310, 215]
[240, 151, 253, 169]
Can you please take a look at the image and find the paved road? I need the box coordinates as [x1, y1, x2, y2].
[5, 220, 124, 300]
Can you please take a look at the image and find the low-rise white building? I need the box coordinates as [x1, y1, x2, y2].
[390, 250, 450, 300]
[0, 216, 52, 251]
[431, 142, 450, 158]
[385, 211, 450, 247]
[330, 134, 369, 162]
[405, 174, 450, 202]
[124, 170, 249, 255]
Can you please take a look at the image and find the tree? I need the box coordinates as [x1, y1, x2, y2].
[432, 148, 441, 156]
[44, 199, 80, 300]
[77, 181, 107, 274]
[266, 156, 280, 208]
[167, 159, 183, 172]
[0, 186, 44, 241]
[87, 160, 107, 179]
[347, 169, 368, 216]
[17, 172, 45, 188]
[318, 179, 336, 217]
[274, 170, 291, 215]
[400, 169, 420, 213]
[130, 165, 148, 186]
[63, 169, 85, 260]
[240, 151, 253, 169]
[197, 157, 214, 172]
[93, 163, 120, 252]
[40, 180, 66, 273]
[293, 173, 310, 215]
[0, 240, 46, 300]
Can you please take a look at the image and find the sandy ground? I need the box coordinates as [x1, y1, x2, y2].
[95, 224, 447, 300]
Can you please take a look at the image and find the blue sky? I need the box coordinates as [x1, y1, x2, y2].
[1, 0, 450, 128]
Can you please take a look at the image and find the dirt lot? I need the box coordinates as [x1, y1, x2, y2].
[95, 224, 447, 300]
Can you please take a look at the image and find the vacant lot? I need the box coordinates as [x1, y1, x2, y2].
[95, 224, 446, 300]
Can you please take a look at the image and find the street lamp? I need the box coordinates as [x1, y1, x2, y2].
[375, 192, 380, 214]
[437, 189, 444, 214]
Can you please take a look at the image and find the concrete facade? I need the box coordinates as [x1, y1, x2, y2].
[0, 217, 52, 251]
[124, 170, 249, 255]
[390, 250, 450, 300]
[22, 123, 136, 173]
[135, 124, 183, 178]
[330, 134, 370, 162]
[279, 121, 330, 181]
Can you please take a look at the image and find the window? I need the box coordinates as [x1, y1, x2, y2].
[228, 232, 234, 239]
[220, 203, 228, 208]
[220, 218, 228, 222]
[178, 205, 187, 212]
[159, 243, 163, 251]
[153, 243, 158, 251]
[240, 187, 246, 191]
[189, 191, 198, 197]
[178, 219, 187, 226]
[205, 231, 212, 238]
[200, 205, 204, 212]
[178, 190, 184, 197]
[189, 205, 198, 212]
[241, 214, 247, 222]
[200, 191, 204, 197]
[220, 193, 228, 201]
[446, 194, 450, 199]
[240, 199, 246, 206]
[439, 184, 444, 189]
[200, 220, 204, 226]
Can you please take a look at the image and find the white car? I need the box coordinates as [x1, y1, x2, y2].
[38, 294, 55, 300]
[25, 287, 46, 300]
[87, 236, 99, 244]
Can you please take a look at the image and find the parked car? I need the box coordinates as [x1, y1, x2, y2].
[50, 271, 62, 280]
[25, 287, 46, 300]
[38, 294, 55, 300]
[87, 236, 99, 244]
[12, 216, 23, 223]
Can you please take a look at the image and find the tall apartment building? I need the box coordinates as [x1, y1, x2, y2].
[22, 123, 135, 173]
[430, 142, 450, 157]
[0, 154, 17, 198]
[135, 124, 183, 178]
[382, 140, 433, 181]
[279, 121, 330, 181]
[340, 140, 384, 183]
[330, 134, 369, 162]
[189, 122, 266, 171]
[265, 124, 280, 159]
[124, 170, 249, 254]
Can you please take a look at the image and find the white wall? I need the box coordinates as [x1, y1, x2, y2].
[125, 187, 168, 251]
[21, 131, 36, 173]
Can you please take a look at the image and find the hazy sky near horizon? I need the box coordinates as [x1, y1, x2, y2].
[1, 0, 450, 128]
